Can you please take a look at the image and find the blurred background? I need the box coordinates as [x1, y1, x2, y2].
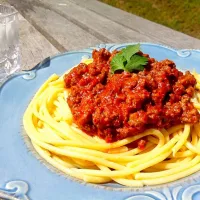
[99, 0, 200, 39]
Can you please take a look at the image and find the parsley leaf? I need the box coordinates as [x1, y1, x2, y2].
[110, 44, 148, 73]
[121, 43, 140, 62]
[110, 52, 126, 73]
[125, 55, 148, 72]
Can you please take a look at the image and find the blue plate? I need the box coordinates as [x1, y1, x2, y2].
[1, 43, 200, 200]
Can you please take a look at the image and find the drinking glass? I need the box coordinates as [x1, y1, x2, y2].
[0, 5, 20, 83]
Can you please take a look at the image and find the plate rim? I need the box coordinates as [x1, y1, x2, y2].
[1, 42, 200, 200]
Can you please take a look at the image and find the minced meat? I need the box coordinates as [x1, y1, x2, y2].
[64, 48, 199, 142]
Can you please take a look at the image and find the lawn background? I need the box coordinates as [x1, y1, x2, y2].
[99, 0, 200, 39]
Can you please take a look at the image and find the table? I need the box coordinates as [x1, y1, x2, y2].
[2, 0, 200, 69]
[1, 1, 200, 200]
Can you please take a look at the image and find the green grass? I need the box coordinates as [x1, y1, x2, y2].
[99, 0, 200, 39]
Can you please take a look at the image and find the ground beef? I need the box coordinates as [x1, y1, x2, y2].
[64, 48, 199, 143]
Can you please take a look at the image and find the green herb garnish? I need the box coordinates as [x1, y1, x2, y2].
[110, 52, 126, 72]
[110, 44, 148, 73]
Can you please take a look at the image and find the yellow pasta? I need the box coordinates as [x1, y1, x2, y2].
[23, 62, 200, 187]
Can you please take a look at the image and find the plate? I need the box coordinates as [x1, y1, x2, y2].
[1, 43, 200, 200]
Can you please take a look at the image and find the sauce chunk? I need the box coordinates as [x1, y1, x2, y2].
[64, 48, 199, 142]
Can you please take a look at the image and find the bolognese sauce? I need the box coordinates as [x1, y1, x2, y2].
[64, 48, 199, 143]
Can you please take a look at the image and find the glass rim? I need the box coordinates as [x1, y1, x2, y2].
[0, 4, 18, 18]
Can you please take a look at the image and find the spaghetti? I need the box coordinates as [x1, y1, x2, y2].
[23, 55, 200, 187]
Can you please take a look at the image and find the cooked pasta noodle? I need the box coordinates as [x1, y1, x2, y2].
[23, 60, 200, 187]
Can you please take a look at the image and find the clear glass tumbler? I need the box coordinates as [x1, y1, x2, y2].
[0, 5, 20, 83]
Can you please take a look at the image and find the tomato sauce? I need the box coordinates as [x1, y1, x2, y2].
[64, 48, 199, 143]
